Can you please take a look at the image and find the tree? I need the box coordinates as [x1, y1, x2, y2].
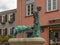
[0, 35, 13, 43]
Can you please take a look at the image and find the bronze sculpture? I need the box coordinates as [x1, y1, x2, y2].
[13, 6, 41, 38]
[32, 6, 41, 37]
[13, 26, 32, 38]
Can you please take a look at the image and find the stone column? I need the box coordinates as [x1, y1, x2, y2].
[8, 37, 46, 45]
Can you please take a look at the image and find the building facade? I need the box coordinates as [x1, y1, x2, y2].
[0, 9, 16, 36]
[17, 0, 60, 45]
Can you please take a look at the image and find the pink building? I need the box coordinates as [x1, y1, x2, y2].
[16, 0, 60, 45]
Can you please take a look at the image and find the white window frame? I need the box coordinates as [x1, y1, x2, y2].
[26, 4, 34, 16]
[10, 27, 14, 34]
[10, 27, 12, 34]
[46, 0, 58, 12]
[26, 0, 34, 16]
[8, 13, 13, 21]
[2, 28, 7, 35]
[2, 15, 5, 22]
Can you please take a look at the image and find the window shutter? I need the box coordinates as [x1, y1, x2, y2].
[10, 27, 14, 34]
[5, 28, 7, 35]
[5, 15, 7, 22]
[0, 16, 2, 23]
[3, 29, 5, 35]
[12, 27, 14, 34]
[13, 13, 15, 21]
[0, 29, 1, 34]
[8, 15, 10, 21]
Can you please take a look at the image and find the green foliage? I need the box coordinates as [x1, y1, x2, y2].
[0, 35, 13, 43]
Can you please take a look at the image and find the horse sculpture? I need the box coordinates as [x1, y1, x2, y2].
[13, 26, 32, 38]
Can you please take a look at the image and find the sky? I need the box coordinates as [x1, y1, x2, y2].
[0, 0, 17, 12]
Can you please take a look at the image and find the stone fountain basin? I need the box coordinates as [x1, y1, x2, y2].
[8, 37, 46, 45]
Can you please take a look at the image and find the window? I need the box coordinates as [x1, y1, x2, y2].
[26, 0, 34, 16]
[2, 15, 5, 22]
[49, 30, 60, 45]
[1, 15, 7, 23]
[8, 13, 13, 21]
[3, 28, 7, 36]
[26, 4, 34, 16]
[8, 13, 15, 23]
[26, 32, 33, 38]
[10, 27, 14, 34]
[26, 0, 29, 1]
[46, 0, 58, 12]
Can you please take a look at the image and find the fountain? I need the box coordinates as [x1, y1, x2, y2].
[8, 6, 46, 45]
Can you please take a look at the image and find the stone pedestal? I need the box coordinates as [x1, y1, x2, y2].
[8, 37, 46, 45]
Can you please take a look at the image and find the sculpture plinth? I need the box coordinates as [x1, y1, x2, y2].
[8, 37, 46, 45]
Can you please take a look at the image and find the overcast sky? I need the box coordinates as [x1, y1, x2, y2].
[0, 0, 17, 12]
